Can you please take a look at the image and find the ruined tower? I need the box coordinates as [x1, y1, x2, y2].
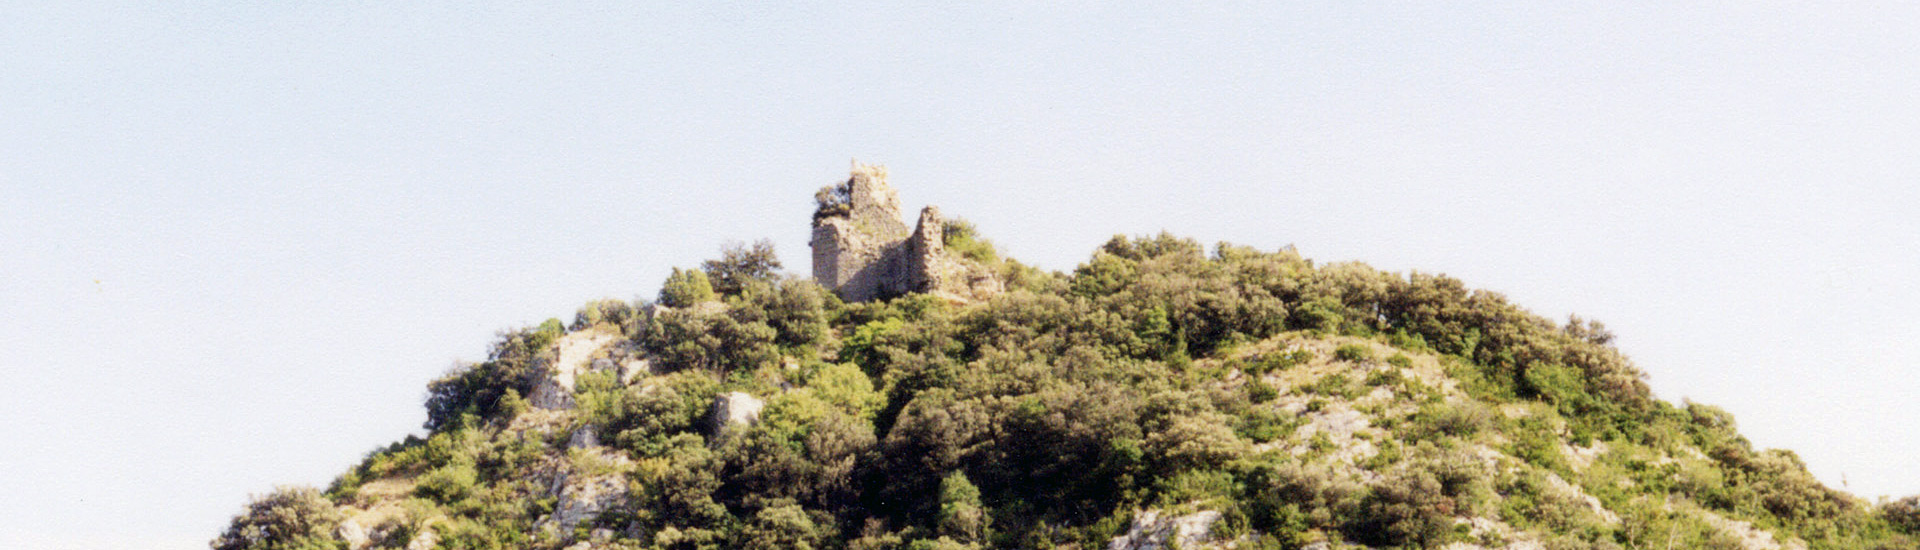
[809, 163, 1003, 303]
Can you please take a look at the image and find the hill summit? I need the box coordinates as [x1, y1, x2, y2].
[215, 166, 1920, 550]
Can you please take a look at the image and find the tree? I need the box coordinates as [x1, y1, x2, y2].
[661, 267, 717, 307]
[211, 486, 345, 550]
[703, 240, 783, 297]
[937, 471, 989, 544]
[1887, 495, 1920, 534]
[740, 504, 823, 550]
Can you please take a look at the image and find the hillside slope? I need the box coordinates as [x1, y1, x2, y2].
[213, 185, 1919, 550]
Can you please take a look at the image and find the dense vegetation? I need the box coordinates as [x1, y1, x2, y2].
[219, 233, 1919, 550]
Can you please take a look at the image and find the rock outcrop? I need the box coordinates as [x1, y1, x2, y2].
[1107, 509, 1225, 550]
[710, 391, 765, 433]
[528, 328, 622, 410]
[810, 162, 1002, 303]
[537, 451, 632, 540]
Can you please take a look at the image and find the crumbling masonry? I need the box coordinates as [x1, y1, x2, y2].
[810, 163, 1003, 303]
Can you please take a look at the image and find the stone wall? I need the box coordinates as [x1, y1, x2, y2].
[809, 163, 1002, 303]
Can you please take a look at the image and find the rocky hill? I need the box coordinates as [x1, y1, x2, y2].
[213, 167, 1920, 550]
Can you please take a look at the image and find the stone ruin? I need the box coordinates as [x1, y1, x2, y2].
[810, 162, 1004, 303]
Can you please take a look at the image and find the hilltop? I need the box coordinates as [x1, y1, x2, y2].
[213, 167, 1920, 550]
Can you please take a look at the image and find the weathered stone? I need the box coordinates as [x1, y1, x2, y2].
[338, 518, 369, 549]
[618, 357, 651, 385]
[568, 425, 599, 449]
[404, 531, 437, 550]
[810, 162, 1002, 303]
[711, 391, 765, 432]
[1107, 509, 1223, 550]
[528, 329, 621, 410]
[539, 459, 631, 539]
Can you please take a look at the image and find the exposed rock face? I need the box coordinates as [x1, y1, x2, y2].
[1698, 507, 1807, 550]
[1107, 509, 1224, 550]
[528, 329, 622, 410]
[538, 453, 631, 540]
[711, 391, 765, 432]
[810, 163, 1002, 303]
[568, 425, 600, 449]
[337, 519, 368, 549]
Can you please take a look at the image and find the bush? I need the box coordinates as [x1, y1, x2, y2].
[572, 298, 637, 331]
[1246, 379, 1279, 404]
[1236, 407, 1299, 443]
[1387, 353, 1414, 369]
[1307, 374, 1360, 399]
[660, 267, 716, 307]
[1401, 401, 1493, 441]
[704, 239, 784, 297]
[1333, 343, 1373, 362]
[1889, 496, 1920, 534]
[1245, 349, 1313, 376]
[937, 472, 990, 543]
[413, 462, 478, 503]
[942, 218, 999, 265]
[1346, 447, 1486, 548]
[739, 504, 823, 550]
[211, 486, 345, 550]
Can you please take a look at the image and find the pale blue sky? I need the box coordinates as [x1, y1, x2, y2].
[4, 3, 1917, 548]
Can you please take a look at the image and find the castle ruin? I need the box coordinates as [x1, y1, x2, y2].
[810, 163, 1004, 303]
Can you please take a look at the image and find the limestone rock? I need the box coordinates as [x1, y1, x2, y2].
[528, 329, 621, 410]
[404, 530, 437, 550]
[1107, 509, 1223, 550]
[711, 391, 764, 432]
[568, 425, 599, 449]
[539, 457, 632, 539]
[337, 518, 369, 549]
[618, 357, 651, 385]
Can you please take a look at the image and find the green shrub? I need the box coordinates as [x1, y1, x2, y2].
[413, 462, 478, 503]
[1889, 496, 1920, 534]
[801, 361, 884, 421]
[1364, 368, 1404, 387]
[1387, 353, 1414, 369]
[702, 239, 783, 297]
[938, 471, 990, 543]
[660, 267, 716, 307]
[1307, 374, 1360, 399]
[942, 218, 999, 265]
[1401, 401, 1493, 442]
[211, 486, 345, 550]
[1246, 349, 1313, 376]
[571, 298, 637, 331]
[1236, 407, 1300, 443]
[1334, 343, 1373, 362]
[739, 504, 822, 550]
[1246, 379, 1279, 403]
[1155, 469, 1238, 508]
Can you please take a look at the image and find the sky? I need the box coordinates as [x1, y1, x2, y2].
[3, 2, 1917, 548]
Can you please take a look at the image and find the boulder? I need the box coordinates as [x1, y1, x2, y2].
[711, 392, 765, 432]
[568, 425, 599, 449]
[337, 518, 369, 549]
